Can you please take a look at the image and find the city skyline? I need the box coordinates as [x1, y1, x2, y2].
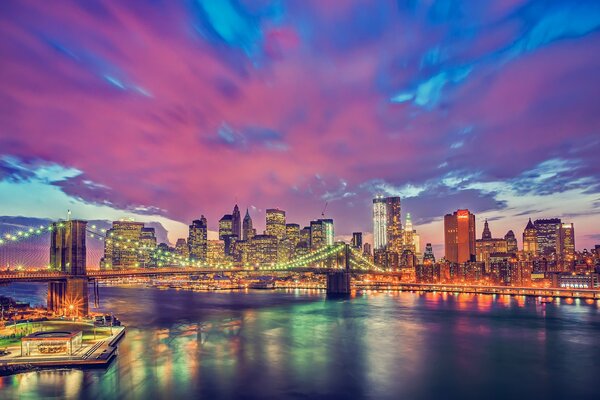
[1, 1, 600, 252]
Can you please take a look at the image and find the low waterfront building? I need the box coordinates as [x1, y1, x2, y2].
[21, 331, 83, 357]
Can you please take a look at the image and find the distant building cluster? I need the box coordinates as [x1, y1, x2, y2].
[100, 205, 336, 269]
[96, 197, 600, 290]
[424, 211, 595, 288]
[371, 195, 421, 270]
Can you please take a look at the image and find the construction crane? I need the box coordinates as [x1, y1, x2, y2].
[321, 202, 328, 218]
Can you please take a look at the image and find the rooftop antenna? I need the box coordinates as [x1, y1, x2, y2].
[67, 209, 72, 221]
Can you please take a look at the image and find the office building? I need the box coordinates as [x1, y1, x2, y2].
[423, 243, 435, 264]
[219, 214, 233, 240]
[444, 209, 476, 264]
[101, 220, 144, 269]
[231, 204, 241, 239]
[139, 227, 157, 267]
[310, 219, 334, 250]
[188, 216, 208, 262]
[266, 209, 286, 240]
[557, 223, 575, 262]
[175, 238, 189, 260]
[243, 209, 254, 240]
[505, 230, 518, 253]
[352, 232, 363, 250]
[534, 218, 561, 256]
[373, 195, 387, 250]
[522, 219, 538, 255]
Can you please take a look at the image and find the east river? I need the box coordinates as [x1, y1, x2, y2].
[1, 283, 599, 399]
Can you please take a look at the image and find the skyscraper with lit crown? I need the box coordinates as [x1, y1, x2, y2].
[373, 195, 387, 250]
[444, 209, 476, 263]
[231, 204, 241, 239]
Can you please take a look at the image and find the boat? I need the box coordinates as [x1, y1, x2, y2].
[249, 281, 275, 289]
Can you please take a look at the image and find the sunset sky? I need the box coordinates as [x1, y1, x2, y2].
[1, 0, 599, 254]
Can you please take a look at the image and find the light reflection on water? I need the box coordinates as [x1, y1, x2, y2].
[0, 284, 599, 399]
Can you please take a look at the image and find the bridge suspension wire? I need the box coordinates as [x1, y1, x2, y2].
[349, 248, 383, 272]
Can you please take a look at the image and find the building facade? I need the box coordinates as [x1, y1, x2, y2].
[444, 209, 476, 264]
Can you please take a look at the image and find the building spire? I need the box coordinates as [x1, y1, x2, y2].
[482, 219, 492, 240]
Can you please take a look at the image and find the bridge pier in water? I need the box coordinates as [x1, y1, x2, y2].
[326, 244, 352, 295]
[47, 219, 90, 316]
[47, 278, 90, 317]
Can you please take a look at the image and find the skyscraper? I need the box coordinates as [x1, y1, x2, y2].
[372, 195, 402, 252]
[139, 227, 157, 267]
[534, 218, 561, 256]
[386, 197, 403, 254]
[310, 219, 334, 250]
[522, 219, 537, 255]
[286, 224, 300, 247]
[219, 214, 233, 240]
[475, 220, 507, 267]
[352, 232, 363, 250]
[175, 238, 189, 259]
[188, 216, 208, 262]
[266, 209, 286, 240]
[242, 209, 254, 240]
[373, 195, 387, 250]
[444, 209, 476, 263]
[557, 223, 575, 261]
[231, 204, 241, 239]
[101, 220, 144, 269]
[504, 230, 518, 253]
[402, 213, 418, 254]
[423, 243, 435, 263]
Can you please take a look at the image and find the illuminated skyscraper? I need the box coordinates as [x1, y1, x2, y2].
[522, 219, 537, 255]
[402, 213, 416, 254]
[373, 195, 387, 250]
[444, 209, 476, 263]
[423, 243, 435, 263]
[504, 230, 518, 253]
[286, 223, 300, 248]
[386, 197, 403, 254]
[352, 232, 363, 250]
[231, 204, 241, 239]
[139, 227, 157, 267]
[557, 223, 575, 261]
[310, 219, 334, 250]
[363, 243, 372, 257]
[175, 238, 189, 259]
[219, 214, 233, 240]
[266, 209, 286, 240]
[101, 220, 144, 269]
[534, 218, 561, 256]
[242, 209, 254, 240]
[188, 216, 208, 262]
[249, 235, 279, 266]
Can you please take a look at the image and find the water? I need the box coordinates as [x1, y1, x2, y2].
[1, 283, 599, 399]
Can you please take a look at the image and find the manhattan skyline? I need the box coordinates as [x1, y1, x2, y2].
[1, 1, 600, 252]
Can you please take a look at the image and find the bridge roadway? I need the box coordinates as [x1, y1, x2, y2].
[0, 266, 385, 283]
[1, 268, 599, 299]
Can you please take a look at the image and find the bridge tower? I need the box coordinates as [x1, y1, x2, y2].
[326, 244, 352, 295]
[48, 220, 89, 316]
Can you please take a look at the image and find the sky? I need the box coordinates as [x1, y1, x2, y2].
[1, 0, 600, 256]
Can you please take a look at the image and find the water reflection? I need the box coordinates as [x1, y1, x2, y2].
[0, 285, 598, 399]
